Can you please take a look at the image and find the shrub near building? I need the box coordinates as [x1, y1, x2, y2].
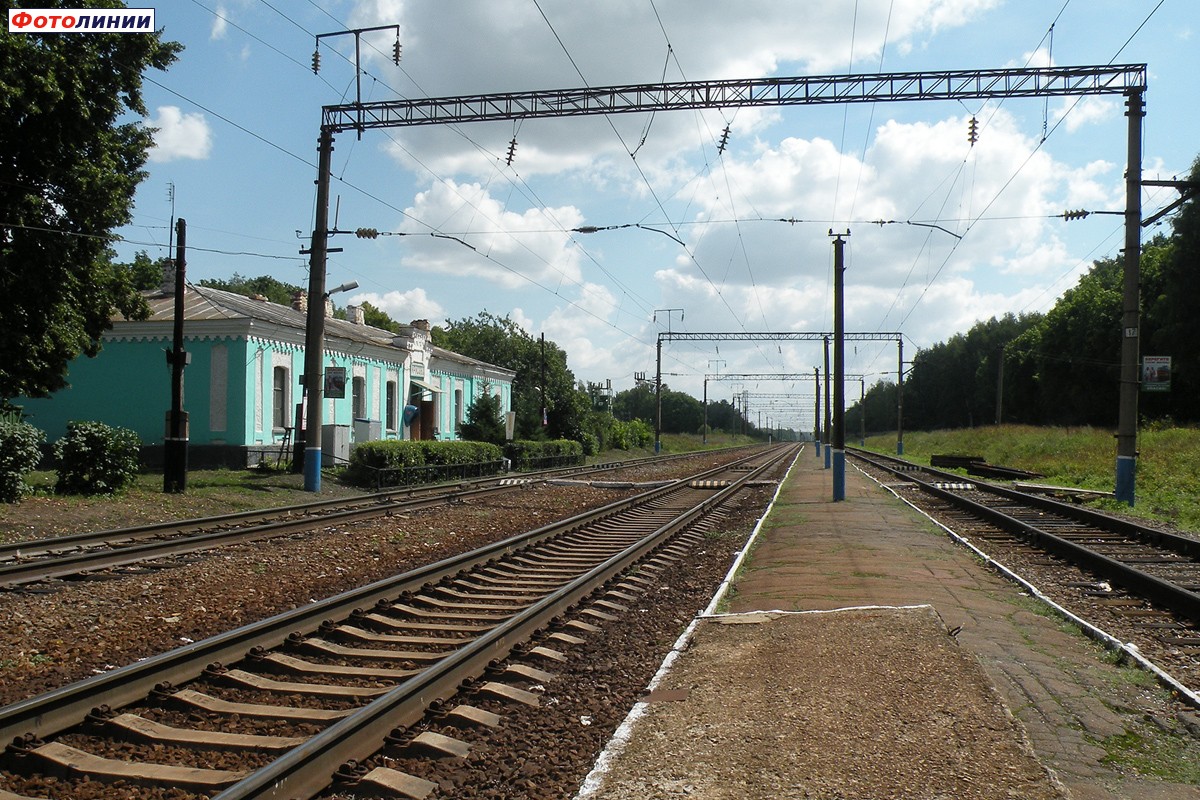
[54, 421, 141, 496]
[0, 420, 45, 503]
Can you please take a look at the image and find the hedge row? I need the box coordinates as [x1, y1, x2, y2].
[344, 440, 504, 488]
[504, 439, 584, 471]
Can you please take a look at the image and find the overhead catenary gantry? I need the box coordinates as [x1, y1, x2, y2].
[302, 60, 1148, 505]
[661, 332, 902, 483]
[701, 373, 866, 448]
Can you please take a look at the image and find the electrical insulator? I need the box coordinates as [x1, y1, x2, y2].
[311, 49, 320, 74]
[392, 39, 402, 65]
[967, 116, 978, 145]
[355, 228, 380, 239]
[505, 137, 518, 166]
[718, 125, 731, 154]
[1062, 209, 1090, 221]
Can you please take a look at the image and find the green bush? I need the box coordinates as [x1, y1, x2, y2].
[345, 440, 503, 487]
[608, 418, 654, 451]
[505, 439, 584, 470]
[54, 421, 141, 496]
[0, 420, 45, 502]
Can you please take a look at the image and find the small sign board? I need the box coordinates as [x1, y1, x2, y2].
[1142, 356, 1171, 392]
[324, 366, 347, 398]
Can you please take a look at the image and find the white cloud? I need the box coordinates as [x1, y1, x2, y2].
[356, 0, 1005, 186]
[210, 4, 229, 40]
[395, 179, 587, 291]
[147, 106, 212, 163]
[350, 289, 445, 324]
[1054, 96, 1118, 134]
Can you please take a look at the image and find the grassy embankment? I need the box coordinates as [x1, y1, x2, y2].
[862, 424, 1200, 532]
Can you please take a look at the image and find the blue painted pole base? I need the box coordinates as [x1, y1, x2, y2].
[815, 440, 822, 458]
[304, 447, 322, 492]
[1115, 455, 1135, 506]
[832, 449, 845, 501]
[897, 441, 904, 456]
[824, 445, 831, 470]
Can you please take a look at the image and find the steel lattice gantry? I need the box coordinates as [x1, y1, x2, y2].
[321, 65, 1146, 132]
[302, 62, 1148, 503]
[658, 332, 902, 462]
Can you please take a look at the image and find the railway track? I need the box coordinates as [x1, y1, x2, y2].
[0, 445, 797, 800]
[850, 447, 1200, 697]
[0, 448, 751, 589]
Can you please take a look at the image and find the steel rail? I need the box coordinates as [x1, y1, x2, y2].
[0, 448, 779, 748]
[0, 448, 756, 587]
[210, 445, 796, 799]
[849, 447, 1200, 559]
[850, 449, 1200, 622]
[0, 447, 731, 563]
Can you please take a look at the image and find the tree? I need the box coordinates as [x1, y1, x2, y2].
[1148, 157, 1200, 421]
[459, 383, 506, 445]
[359, 300, 401, 332]
[0, 4, 182, 402]
[433, 312, 585, 441]
[198, 273, 303, 306]
[120, 250, 169, 291]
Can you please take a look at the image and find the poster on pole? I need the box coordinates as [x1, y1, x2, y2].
[324, 366, 347, 399]
[1141, 356, 1171, 392]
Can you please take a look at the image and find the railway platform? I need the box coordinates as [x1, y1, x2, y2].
[577, 448, 1200, 800]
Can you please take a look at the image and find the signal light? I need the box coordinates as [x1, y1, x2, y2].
[1062, 209, 1090, 221]
[311, 48, 320, 74]
[967, 116, 978, 145]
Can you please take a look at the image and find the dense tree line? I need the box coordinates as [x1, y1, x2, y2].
[850, 156, 1199, 433]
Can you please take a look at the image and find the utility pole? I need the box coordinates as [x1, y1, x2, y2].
[860, 379, 866, 446]
[831, 231, 848, 501]
[704, 359, 725, 446]
[897, 337, 905, 456]
[1115, 89, 1144, 505]
[541, 332, 547, 428]
[814, 367, 821, 458]
[652, 309, 684, 454]
[301, 130, 336, 492]
[163, 218, 188, 493]
[823, 336, 831, 470]
[995, 346, 1005, 425]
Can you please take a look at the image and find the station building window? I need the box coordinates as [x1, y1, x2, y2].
[272, 366, 289, 430]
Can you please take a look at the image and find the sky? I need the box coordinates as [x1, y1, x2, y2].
[114, 0, 1196, 431]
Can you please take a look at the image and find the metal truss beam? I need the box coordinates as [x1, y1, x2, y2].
[707, 374, 866, 382]
[322, 64, 1146, 133]
[661, 331, 901, 343]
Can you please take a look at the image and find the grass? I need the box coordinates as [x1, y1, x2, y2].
[1096, 727, 1200, 783]
[862, 424, 1200, 531]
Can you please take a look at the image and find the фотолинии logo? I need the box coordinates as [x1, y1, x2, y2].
[7, 8, 155, 33]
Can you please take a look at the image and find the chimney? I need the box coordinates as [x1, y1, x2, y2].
[160, 258, 177, 296]
[410, 319, 431, 331]
[347, 304, 365, 325]
[325, 297, 335, 318]
[291, 291, 307, 313]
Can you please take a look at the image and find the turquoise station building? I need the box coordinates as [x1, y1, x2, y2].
[17, 284, 515, 467]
